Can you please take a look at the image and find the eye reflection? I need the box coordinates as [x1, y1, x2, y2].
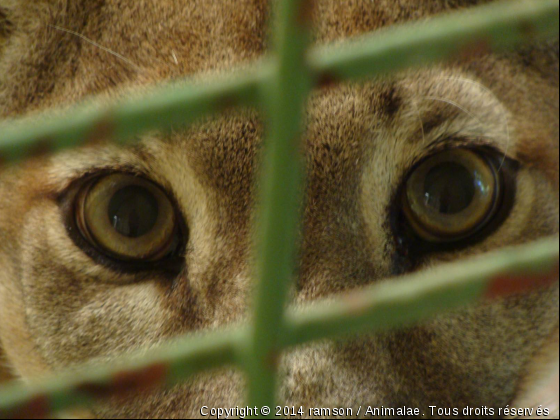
[108, 186, 159, 238]
[423, 162, 475, 214]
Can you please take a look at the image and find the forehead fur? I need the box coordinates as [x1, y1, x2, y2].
[0, 0, 506, 116]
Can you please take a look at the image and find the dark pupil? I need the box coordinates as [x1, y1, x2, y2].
[108, 186, 159, 238]
[424, 162, 476, 214]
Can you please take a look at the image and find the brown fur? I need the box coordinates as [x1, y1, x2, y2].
[0, 1, 558, 418]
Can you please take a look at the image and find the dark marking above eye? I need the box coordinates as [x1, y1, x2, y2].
[420, 111, 449, 137]
[379, 84, 402, 119]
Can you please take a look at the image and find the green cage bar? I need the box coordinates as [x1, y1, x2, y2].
[0, 0, 557, 162]
[0, 0, 559, 418]
[0, 236, 557, 418]
[246, 0, 312, 414]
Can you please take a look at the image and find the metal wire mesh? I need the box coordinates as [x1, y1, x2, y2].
[0, 0, 558, 418]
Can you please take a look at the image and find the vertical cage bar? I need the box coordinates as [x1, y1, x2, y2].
[245, 0, 312, 415]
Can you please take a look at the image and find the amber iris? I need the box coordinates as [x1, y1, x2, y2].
[403, 149, 501, 242]
[75, 174, 177, 261]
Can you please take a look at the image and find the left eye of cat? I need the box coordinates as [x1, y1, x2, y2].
[74, 174, 179, 262]
[402, 149, 503, 243]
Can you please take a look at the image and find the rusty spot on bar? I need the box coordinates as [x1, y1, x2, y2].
[78, 363, 167, 399]
[316, 72, 340, 90]
[27, 137, 55, 160]
[484, 261, 559, 300]
[218, 94, 238, 114]
[112, 363, 168, 395]
[519, 20, 537, 40]
[455, 39, 492, 62]
[297, 0, 316, 26]
[77, 381, 112, 399]
[1, 395, 49, 420]
[86, 117, 116, 146]
[265, 351, 280, 370]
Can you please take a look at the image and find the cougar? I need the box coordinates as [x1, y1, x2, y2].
[0, 0, 558, 418]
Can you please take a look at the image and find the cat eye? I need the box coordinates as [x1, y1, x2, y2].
[74, 174, 180, 261]
[402, 149, 502, 242]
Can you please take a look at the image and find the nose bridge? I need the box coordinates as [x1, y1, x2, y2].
[281, 338, 388, 409]
[296, 84, 401, 298]
[297, 219, 380, 301]
[182, 237, 253, 326]
[297, 161, 383, 299]
[162, 95, 389, 321]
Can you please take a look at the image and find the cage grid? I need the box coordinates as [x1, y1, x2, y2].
[0, 0, 558, 418]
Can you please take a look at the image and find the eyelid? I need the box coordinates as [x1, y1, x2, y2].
[47, 143, 155, 198]
[416, 136, 514, 169]
[54, 165, 150, 201]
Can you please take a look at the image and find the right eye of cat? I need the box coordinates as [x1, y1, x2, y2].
[73, 173, 183, 263]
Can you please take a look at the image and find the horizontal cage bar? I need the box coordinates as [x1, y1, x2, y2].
[0, 0, 557, 163]
[1, 235, 557, 417]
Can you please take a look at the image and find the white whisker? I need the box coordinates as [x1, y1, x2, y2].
[171, 50, 179, 65]
[423, 95, 479, 120]
[49, 24, 141, 72]
[437, 76, 511, 171]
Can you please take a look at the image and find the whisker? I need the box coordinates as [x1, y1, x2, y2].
[171, 50, 179, 65]
[423, 95, 479, 120]
[437, 76, 511, 171]
[48, 24, 141, 72]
